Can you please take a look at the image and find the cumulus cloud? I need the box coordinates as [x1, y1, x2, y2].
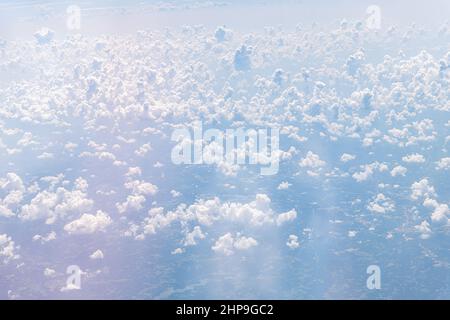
[116, 195, 146, 214]
[299, 151, 326, 176]
[390, 165, 407, 177]
[340, 153, 356, 162]
[0, 234, 20, 263]
[44, 268, 56, 277]
[116, 177, 158, 214]
[411, 179, 436, 201]
[183, 226, 206, 246]
[277, 181, 291, 190]
[353, 164, 375, 182]
[0, 173, 25, 217]
[423, 198, 449, 224]
[212, 233, 258, 255]
[299, 151, 326, 168]
[402, 153, 426, 163]
[64, 211, 112, 235]
[19, 178, 94, 224]
[32, 231, 56, 244]
[367, 193, 395, 214]
[90, 249, 104, 260]
[136, 194, 295, 239]
[286, 235, 299, 249]
[414, 220, 432, 239]
[436, 157, 450, 170]
[276, 209, 297, 226]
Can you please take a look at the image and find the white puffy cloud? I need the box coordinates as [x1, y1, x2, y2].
[348, 230, 357, 238]
[137, 194, 294, 239]
[402, 153, 426, 163]
[436, 157, 450, 170]
[117, 177, 158, 214]
[233, 235, 258, 250]
[44, 268, 56, 277]
[64, 211, 112, 235]
[126, 167, 142, 177]
[277, 181, 291, 190]
[212, 233, 258, 255]
[390, 165, 407, 177]
[411, 179, 436, 201]
[116, 194, 146, 214]
[0, 234, 20, 263]
[185, 194, 275, 227]
[414, 220, 432, 239]
[340, 153, 356, 162]
[276, 209, 297, 226]
[32, 231, 56, 244]
[352, 164, 375, 182]
[423, 198, 449, 224]
[135, 143, 152, 157]
[0, 173, 25, 192]
[90, 249, 104, 260]
[367, 193, 395, 214]
[37, 152, 54, 160]
[124, 180, 158, 196]
[183, 226, 206, 246]
[0, 173, 25, 217]
[299, 151, 326, 168]
[212, 233, 235, 256]
[171, 248, 185, 255]
[171, 190, 182, 198]
[19, 177, 94, 224]
[286, 235, 299, 249]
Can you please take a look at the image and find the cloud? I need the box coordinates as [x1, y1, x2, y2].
[124, 180, 158, 196]
[64, 211, 112, 235]
[276, 209, 297, 226]
[117, 178, 158, 214]
[367, 193, 395, 214]
[436, 157, 450, 170]
[0, 234, 20, 263]
[402, 153, 426, 163]
[171, 248, 185, 255]
[423, 198, 449, 224]
[90, 249, 104, 260]
[171, 190, 182, 197]
[286, 235, 299, 249]
[340, 153, 356, 162]
[19, 178, 94, 224]
[116, 195, 146, 214]
[348, 230, 357, 238]
[233, 45, 251, 71]
[137, 194, 297, 240]
[390, 165, 407, 177]
[299, 151, 326, 168]
[411, 179, 436, 201]
[0, 173, 25, 217]
[353, 164, 375, 182]
[126, 167, 142, 177]
[212, 233, 258, 255]
[183, 226, 206, 246]
[414, 220, 432, 239]
[44, 268, 56, 277]
[34, 27, 55, 44]
[32, 231, 56, 244]
[277, 181, 291, 190]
